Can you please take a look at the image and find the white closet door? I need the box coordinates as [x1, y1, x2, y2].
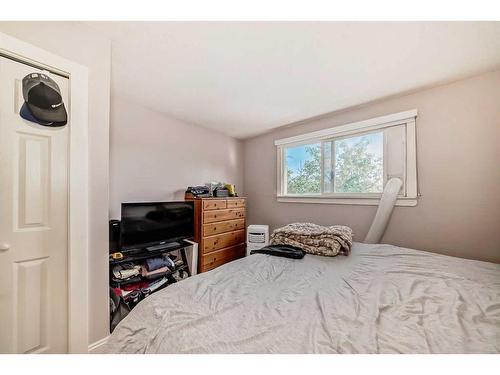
[0, 57, 69, 354]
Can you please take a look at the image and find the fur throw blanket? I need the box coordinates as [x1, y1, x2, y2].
[270, 223, 353, 257]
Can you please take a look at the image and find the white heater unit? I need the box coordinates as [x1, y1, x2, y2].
[246, 225, 269, 256]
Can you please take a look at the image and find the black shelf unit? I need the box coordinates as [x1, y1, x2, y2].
[109, 241, 189, 266]
[109, 240, 193, 332]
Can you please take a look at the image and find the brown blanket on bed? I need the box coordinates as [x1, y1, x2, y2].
[270, 222, 353, 256]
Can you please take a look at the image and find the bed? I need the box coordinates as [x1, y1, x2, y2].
[104, 242, 500, 353]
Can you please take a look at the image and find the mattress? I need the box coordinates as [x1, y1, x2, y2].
[104, 243, 500, 353]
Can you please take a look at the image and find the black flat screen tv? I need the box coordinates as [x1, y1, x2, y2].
[120, 201, 194, 250]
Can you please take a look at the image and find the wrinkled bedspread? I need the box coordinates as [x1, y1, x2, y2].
[104, 243, 500, 353]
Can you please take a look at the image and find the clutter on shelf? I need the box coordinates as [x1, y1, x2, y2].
[185, 181, 238, 199]
[109, 248, 190, 332]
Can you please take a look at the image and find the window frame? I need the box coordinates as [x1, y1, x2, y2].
[275, 110, 418, 206]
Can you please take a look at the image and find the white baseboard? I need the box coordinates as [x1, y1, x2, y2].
[88, 335, 109, 353]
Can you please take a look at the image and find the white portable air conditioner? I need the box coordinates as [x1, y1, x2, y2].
[246, 225, 270, 256]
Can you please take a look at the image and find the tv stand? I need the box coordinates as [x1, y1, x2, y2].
[109, 239, 197, 332]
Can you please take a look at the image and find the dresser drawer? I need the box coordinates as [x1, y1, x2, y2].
[203, 229, 245, 254]
[226, 199, 246, 209]
[203, 219, 245, 237]
[201, 244, 245, 271]
[203, 208, 245, 223]
[203, 199, 227, 210]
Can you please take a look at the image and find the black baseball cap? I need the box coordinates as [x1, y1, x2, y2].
[20, 73, 67, 126]
[20, 102, 54, 126]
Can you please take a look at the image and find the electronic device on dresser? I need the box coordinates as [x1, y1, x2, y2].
[186, 196, 246, 273]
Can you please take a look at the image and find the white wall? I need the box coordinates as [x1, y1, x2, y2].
[0, 22, 112, 345]
[110, 96, 244, 218]
[244, 69, 500, 263]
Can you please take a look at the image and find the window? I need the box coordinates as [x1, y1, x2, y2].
[286, 143, 321, 194]
[276, 110, 417, 206]
[325, 131, 384, 194]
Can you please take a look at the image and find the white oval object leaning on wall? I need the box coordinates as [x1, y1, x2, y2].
[364, 178, 403, 244]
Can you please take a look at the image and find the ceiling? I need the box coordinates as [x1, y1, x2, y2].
[86, 22, 500, 139]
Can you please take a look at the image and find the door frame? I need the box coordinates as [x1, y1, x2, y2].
[0, 32, 89, 353]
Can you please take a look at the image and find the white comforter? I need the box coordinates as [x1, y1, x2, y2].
[105, 243, 500, 353]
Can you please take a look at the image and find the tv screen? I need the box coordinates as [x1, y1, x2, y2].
[120, 201, 194, 249]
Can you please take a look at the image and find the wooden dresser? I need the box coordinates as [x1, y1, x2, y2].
[186, 197, 246, 273]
